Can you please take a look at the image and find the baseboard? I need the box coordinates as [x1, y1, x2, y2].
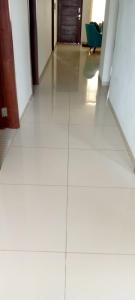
[39, 52, 53, 83]
[109, 99, 135, 172]
[101, 81, 110, 86]
[20, 49, 54, 122]
[98, 75, 109, 87]
[19, 93, 33, 123]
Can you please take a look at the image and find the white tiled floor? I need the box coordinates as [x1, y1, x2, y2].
[68, 149, 135, 188]
[69, 124, 125, 150]
[66, 254, 135, 300]
[0, 253, 65, 300]
[0, 45, 135, 299]
[0, 185, 67, 251]
[0, 129, 16, 167]
[67, 187, 135, 254]
[14, 122, 68, 148]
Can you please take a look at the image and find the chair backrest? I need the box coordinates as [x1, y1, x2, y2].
[90, 22, 101, 33]
[85, 23, 102, 47]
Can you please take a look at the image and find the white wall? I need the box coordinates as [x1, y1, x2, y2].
[99, 0, 119, 85]
[36, 0, 52, 76]
[9, 0, 53, 117]
[109, 0, 135, 159]
[81, 0, 93, 43]
[9, 0, 32, 118]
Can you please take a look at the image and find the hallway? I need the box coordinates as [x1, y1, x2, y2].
[0, 45, 135, 299]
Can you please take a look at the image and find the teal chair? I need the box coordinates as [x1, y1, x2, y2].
[85, 23, 102, 53]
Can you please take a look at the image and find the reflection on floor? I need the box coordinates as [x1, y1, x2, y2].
[0, 129, 16, 168]
[0, 45, 135, 300]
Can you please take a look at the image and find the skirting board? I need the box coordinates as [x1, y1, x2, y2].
[98, 74, 110, 87]
[20, 45, 57, 121]
[39, 43, 57, 83]
[39, 55, 52, 83]
[109, 99, 135, 173]
[102, 81, 110, 86]
[19, 93, 33, 123]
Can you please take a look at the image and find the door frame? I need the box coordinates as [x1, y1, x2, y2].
[29, 0, 39, 85]
[52, 0, 55, 51]
[0, 0, 19, 129]
[57, 0, 83, 44]
[78, 0, 83, 44]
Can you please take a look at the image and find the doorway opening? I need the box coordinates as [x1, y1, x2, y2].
[91, 0, 106, 24]
[0, 0, 19, 130]
[29, 0, 39, 85]
[58, 0, 83, 44]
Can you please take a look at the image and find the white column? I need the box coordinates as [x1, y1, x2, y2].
[99, 0, 119, 86]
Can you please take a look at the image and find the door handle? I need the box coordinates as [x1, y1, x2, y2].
[78, 14, 81, 20]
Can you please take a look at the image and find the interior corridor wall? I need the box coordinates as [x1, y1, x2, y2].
[9, 0, 32, 118]
[109, 0, 135, 159]
[99, 0, 119, 85]
[36, 0, 52, 76]
[81, 0, 93, 43]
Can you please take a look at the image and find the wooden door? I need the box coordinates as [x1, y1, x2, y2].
[58, 0, 83, 43]
[0, 0, 19, 129]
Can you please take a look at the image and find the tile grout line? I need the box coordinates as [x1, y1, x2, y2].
[10, 145, 127, 152]
[1, 250, 135, 256]
[64, 91, 71, 300]
[1, 182, 135, 190]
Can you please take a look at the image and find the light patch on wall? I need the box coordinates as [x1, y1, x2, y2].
[92, 0, 106, 23]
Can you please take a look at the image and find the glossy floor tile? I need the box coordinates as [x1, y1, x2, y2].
[13, 123, 68, 148]
[69, 149, 135, 188]
[0, 45, 135, 299]
[32, 91, 69, 110]
[0, 253, 65, 300]
[66, 254, 135, 300]
[0, 147, 68, 185]
[21, 101, 69, 126]
[21, 92, 69, 126]
[69, 124, 125, 150]
[0, 129, 16, 167]
[67, 187, 135, 254]
[0, 185, 66, 251]
[69, 104, 117, 126]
